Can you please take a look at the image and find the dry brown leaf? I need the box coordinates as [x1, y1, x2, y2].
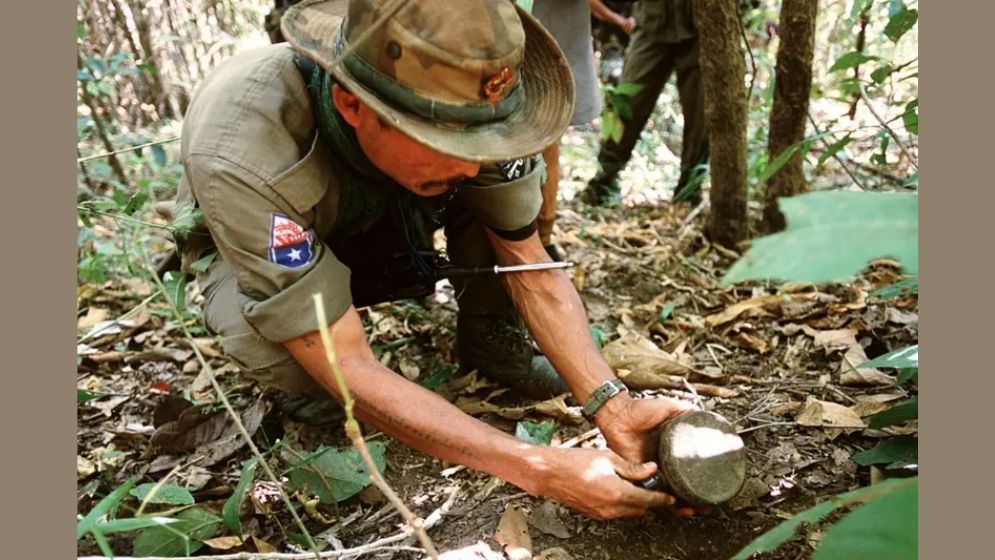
[795, 398, 865, 429]
[705, 295, 793, 327]
[692, 384, 740, 398]
[812, 329, 858, 350]
[839, 343, 896, 387]
[456, 395, 582, 425]
[886, 308, 918, 325]
[770, 402, 802, 416]
[77, 455, 96, 478]
[602, 332, 694, 378]
[203, 536, 245, 550]
[531, 396, 584, 425]
[529, 501, 571, 539]
[494, 504, 532, 560]
[189, 337, 221, 358]
[77, 307, 109, 332]
[149, 399, 266, 469]
[399, 358, 421, 380]
[535, 548, 575, 560]
[252, 536, 278, 553]
[734, 331, 770, 354]
[853, 401, 892, 418]
[91, 395, 130, 417]
[617, 369, 684, 391]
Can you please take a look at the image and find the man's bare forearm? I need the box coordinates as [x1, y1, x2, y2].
[283, 312, 551, 495]
[487, 232, 634, 412]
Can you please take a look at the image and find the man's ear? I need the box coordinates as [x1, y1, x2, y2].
[331, 84, 361, 128]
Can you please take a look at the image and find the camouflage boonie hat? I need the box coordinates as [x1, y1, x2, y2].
[282, 0, 575, 162]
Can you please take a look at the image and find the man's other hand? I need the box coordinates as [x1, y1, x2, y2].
[534, 447, 677, 520]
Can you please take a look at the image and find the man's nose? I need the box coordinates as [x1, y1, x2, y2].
[453, 159, 481, 179]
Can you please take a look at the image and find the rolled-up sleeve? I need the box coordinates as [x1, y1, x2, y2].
[188, 154, 352, 343]
[456, 155, 545, 233]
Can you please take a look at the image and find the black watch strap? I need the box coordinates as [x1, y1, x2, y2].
[582, 379, 628, 420]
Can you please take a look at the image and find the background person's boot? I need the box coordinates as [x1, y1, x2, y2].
[456, 312, 569, 399]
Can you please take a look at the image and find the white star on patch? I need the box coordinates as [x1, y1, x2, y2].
[288, 248, 303, 261]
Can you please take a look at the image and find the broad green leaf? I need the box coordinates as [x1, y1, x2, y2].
[223, 458, 258, 536]
[151, 144, 168, 167]
[123, 191, 149, 215]
[419, 367, 453, 389]
[189, 252, 217, 274]
[77, 22, 87, 40]
[849, 0, 873, 21]
[77, 477, 137, 540]
[852, 436, 917, 467]
[829, 52, 879, 73]
[732, 478, 914, 560]
[869, 397, 917, 429]
[78, 389, 103, 404]
[514, 0, 534, 13]
[870, 64, 894, 84]
[614, 82, 643, 96]
[897, 367, 918, 385]
[286, 443, 387, 504]
[869, 277, 918, 300]
[722, 192, 918, 286]
[902, 99, 919, 135]
[589, 326, 610, 349]
[813, 478, 917, 559]
[817, 134, 853, 167]
[162, 271, 187, 312]
[758, 145, 800, 184]
[132, 507, 222, 557]
[94, 517, 179, 535]
[659, 303, 676, 324]
[129, 483, 195, 506]
[884, 8, 918, 42]
[169, 204, 204, 236]
[515, 420, 556, 446]
[888, 0, 905, 17]
[859, 345, 918, 370]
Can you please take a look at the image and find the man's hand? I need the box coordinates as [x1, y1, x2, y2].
[534, 447, 678, 520]
[595, 395, 710, 517]
[596, 395, 697, 464]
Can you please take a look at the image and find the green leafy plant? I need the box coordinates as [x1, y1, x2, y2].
[515, 420, 556, 446]
[600, 82, 642, 144]
[284, 443, 387, 504]
[722, 191, 918, 286]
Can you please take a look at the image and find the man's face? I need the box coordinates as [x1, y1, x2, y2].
[332, 85, 481, 197]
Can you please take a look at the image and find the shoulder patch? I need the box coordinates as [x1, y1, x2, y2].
[495, 158, 527, 181]
[268, 213, 314, 269]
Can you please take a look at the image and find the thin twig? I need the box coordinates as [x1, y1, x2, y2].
[806, 112, 866, 191]
[77, 292, 158, 344]
[857, 81, 919, 171]
[736, 421, 795, 435]
[312, 294, 439, 560]
[136, 249, 323, 560]
[76, 136, 181, 163]
[79, 205, 175, 230]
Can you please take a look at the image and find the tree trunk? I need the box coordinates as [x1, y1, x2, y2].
[762, 0, 818, 233]
[691, 0, 749, 248]
[127, 0, 178, 119]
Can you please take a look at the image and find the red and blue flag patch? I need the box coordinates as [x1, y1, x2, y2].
[268, 213, 313, 269]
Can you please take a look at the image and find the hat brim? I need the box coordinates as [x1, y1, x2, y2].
[282, 0, 575, 163]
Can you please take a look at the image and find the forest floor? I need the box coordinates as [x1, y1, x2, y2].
[77, 125, 918, 560]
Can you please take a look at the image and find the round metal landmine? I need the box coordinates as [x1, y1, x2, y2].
[656, 410, 747, 506]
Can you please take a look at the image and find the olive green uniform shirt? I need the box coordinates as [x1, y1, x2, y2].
[175, 44, 543, 345]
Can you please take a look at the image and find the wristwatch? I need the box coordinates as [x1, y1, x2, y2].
[582, 379, 628, 420]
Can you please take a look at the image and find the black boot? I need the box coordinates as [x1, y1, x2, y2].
[456, 312, 568, 399]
